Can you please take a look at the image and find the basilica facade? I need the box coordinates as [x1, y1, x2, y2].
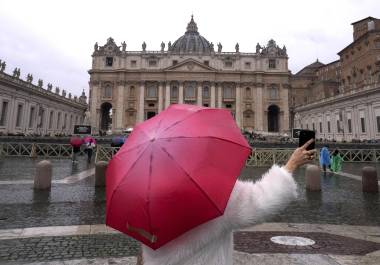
[88, 16, 290, 134]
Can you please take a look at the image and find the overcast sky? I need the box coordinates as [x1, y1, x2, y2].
[0, 0, 379, 97]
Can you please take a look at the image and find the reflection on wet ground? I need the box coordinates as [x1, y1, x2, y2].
[0, 158, 379, 229]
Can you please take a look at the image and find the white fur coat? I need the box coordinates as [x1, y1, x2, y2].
[142, 165, 298, 265]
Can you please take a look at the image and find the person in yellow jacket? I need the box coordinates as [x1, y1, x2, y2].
[330, 149, 343, 172]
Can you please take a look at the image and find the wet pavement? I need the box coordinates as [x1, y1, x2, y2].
[0, 156, 379, 264]
[0, 156, 90, 181]
[0, 159, 379, 229]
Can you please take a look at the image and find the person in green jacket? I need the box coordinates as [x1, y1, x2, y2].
[330, 149, 343, 172]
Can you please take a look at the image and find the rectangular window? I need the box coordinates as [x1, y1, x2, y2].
[29, 107, 35, 128]
[49, 111, 54, 129]
[131, 60, 137, 67]
[223, 87, 234, 99]
[147, 87, 157, 98]
[148, 60, 157, 67]
[312, 123, 315, 131]
[185, 86, 196, 98]
[327, 121, 331, 133]
[377, 116, 380, 133]
[224, 61, 232, 68]
[269, 87, 278, 99]
[319, 122, 322, 133]
[172, 60, 178, 65]
[106, 57, 113, 67]
[307, 124, 309, 129]
[269, 59, 276, 69]
[104, 86, 112, 98]
[203, 61, 209, 66]
[361, 117, 366, 133]
[170, 86, 178, 99]
[16, 104, 23, 127]
[348, 119, 352, 133]
[202, 87, 210, 98]
[336, 120, 340, 133]
[245, 62, 251, 69]
[0, 101, 8, 126]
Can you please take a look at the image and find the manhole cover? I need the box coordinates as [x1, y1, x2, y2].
[270, 236, 315, 246]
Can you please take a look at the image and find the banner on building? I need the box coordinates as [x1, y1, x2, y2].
[74, 125, 91, 135]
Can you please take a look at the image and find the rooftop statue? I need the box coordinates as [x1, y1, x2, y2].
[161, 41, 165, 52]
[122, 41, 126, 51]
[217, 42, 222, 53]
[235, 43, 239, 53]
[38, 79, 43, 87]
[0, 62, 5, 72]
[256, 43, 261, 54]
[142, 41, 146, 51]
[94, 42, 98, 51]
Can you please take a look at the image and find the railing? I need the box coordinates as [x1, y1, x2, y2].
[0, 143, 86, 158]
[1, 143, 379, 166]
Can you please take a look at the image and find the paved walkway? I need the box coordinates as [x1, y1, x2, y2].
[0, 223, 379, 264]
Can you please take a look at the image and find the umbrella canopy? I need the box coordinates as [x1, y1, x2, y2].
[70, 137, 83, 147]
[106, 104, 251, 249]
[112, 136, 125, 146]
[83, 136, 96, 144]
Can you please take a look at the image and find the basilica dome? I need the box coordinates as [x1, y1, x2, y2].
[169, 16, 214, 54]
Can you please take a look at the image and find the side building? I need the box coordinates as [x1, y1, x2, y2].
[293, 16, 380, 142]
[88, 16, 291, 135]
[0, 61, 87, 136]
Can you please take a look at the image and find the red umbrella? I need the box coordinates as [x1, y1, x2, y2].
[83, 136, 96, 144]
[106, 104, 251, 249]
[70, 136, 83, 147]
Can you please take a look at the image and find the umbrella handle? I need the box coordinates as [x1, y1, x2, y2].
[126, 223, 157, 243]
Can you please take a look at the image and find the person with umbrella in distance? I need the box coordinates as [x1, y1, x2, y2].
[106, 104, 316, 265]
[84, 137, 96, 164]
[70, 136, 83, 163]
[319, 144, 331, 174]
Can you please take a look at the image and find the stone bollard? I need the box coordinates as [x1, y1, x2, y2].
[34, 160, 52, 190]
[305, 164, 321, 191]
[95, 161, 108, 187]
[362, 166, 379, 193]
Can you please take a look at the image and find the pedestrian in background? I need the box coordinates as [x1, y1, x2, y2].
[70, 136, 83, 163]
[330, 149, 343, 173]
[85, 138, 96, 163]
[319, 145, 330, 174]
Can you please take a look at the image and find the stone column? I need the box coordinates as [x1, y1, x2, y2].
[362, 166, 378, 193]
[217, 83, 222, 108]
[305, 164, 321, 191]
[34, 160, 52, 190]
[137, 82, 145, 122]
[116, 82, 125, 132]
[197, 83, 202, 106]
[255, 84, 264, 132]
[95, 161, 108, 187]
[158, 82, 164, 112]
[210, 83, 216, 108]
[179, 82, 184, 104]
[90, 83, 98, 132]
[282, 84, 290, 133]
[8, 97, 16, 134]
[235, 84, 242, 127]
[165, 82, 170, 109]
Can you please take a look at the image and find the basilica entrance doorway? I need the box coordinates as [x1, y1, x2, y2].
[268, 105, 279, 132]
[100, 102, 112, 132]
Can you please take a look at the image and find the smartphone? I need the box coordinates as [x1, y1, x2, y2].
[298, 130, 315, 150]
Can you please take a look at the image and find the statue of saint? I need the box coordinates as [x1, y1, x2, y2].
[94, 42, 98, 51]
[235, 43, 239, 53]
[217, 42, 222, 53]
[256, 43, 261, 54]
[38, 79, 43, 87]
[47, 83, 53, 91]
[0, 62, 5, 72]
[161, 41, 165, 52]
[168, 41, 172, 50]
[122, 41, 126, 51]
[210, 42, 214, 51]
[142, 41, 146, 51]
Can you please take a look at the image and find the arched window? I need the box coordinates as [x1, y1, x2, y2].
[171, 86, 178, 99]
[203, 86, 210, 98]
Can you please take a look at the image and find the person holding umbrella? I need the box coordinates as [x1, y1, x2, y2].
[70, 136, 83, 163]
[106, 104, 316, 265]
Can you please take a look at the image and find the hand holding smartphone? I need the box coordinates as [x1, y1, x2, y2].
[298, 130, 315, 150]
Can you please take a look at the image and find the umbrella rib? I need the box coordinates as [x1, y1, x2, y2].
[157, 141, 223, 215]
[158, 136, 250, 150]
[158, 109, 203, 134]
